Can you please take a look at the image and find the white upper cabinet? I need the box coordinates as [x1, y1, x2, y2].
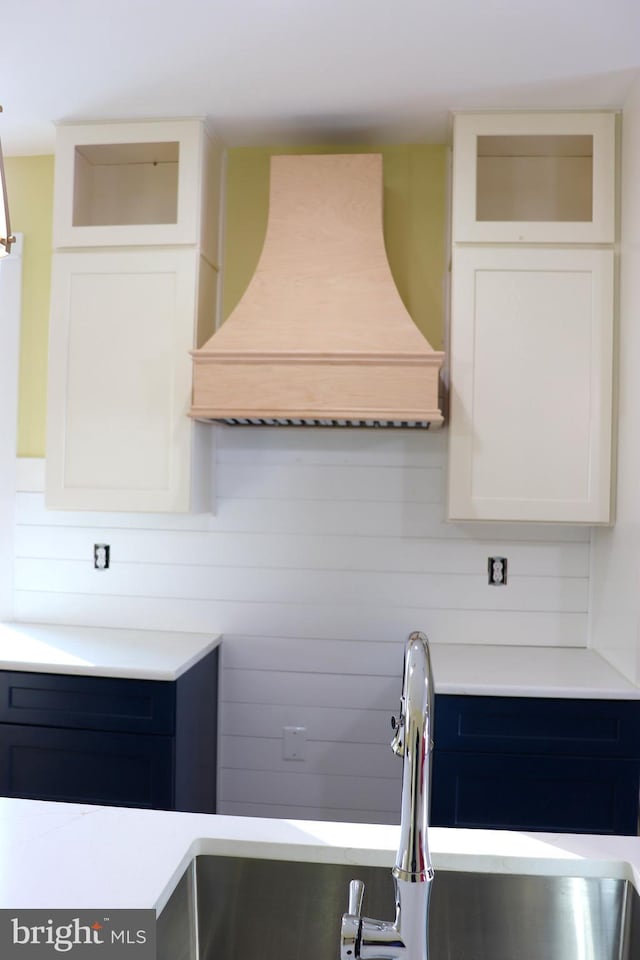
[46, 118, 223, 513]
[52, 119, 222, 263]
[452, 112, 616, 244]
[447, 246, 614, 523]
[447, 110, 617, 524]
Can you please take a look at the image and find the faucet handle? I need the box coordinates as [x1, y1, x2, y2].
[391, 712, 405, 756]
[347, 878, 365, 917]
[341, 879, 365, 960]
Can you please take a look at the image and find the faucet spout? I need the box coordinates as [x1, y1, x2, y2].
[393, 631, 434, 884]
[340, 631, 435, 960]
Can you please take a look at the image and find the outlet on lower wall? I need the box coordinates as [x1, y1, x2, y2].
[282, 726, 307, 761]
[94, 544, 110, 570]
[488, 556, 507, 585]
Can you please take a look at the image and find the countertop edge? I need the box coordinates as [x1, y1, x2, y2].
[0, 622, 221, 680]
[0, 636, 221, 681]
[2, 799, 638, 914]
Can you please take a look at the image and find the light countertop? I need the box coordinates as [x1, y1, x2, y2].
[0, 622, 220, 680]
[0, 622, 638, 697]
[429, 642, 640, 699]
[1, 798, 639, 914]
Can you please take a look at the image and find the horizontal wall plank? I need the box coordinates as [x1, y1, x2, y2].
[221, 637, 406, 675]
[220, 768, 400, 813]
[220, 736, 401, 780]
[22, 430, 447, 484]
[12, 594, 588, 646]
[15, 560, 588, 612]
[15, 492, 213, 531]
[220, 702, 393, 745]
[16, 491, 590, 542]
[216, 424, 447, 467]
[14, 526, 590, 577]
[217, 462, 444, 503]
[223, 669, 397, 711]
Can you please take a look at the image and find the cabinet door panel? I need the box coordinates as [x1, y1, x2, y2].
[46, 249, 212, 512]
[0, 725, 174, 809]
[448, 246, 613, 522]
[432, 751, 639, 835]
[0, 671, 175, 734]
[435, 695, 640, 757]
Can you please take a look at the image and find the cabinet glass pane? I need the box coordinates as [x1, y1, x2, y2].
[72, 141, 179, 227]
[476, 134, 593, 223]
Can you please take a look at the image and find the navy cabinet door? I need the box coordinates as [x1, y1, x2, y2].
[434, 695, 640, 757]
[0, 671, 175, 734]
[431, 750, 640, 835]
[0, 724, 174, 809]
[431, 695, 640, 835]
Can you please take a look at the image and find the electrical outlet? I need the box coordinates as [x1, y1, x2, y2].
[283, 726, 306, 761]
[94, 544, 110, 570]
[488, 557, 507, 585]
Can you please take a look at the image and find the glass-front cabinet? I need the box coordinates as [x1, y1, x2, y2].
[451, 112, 616, 244]
[52, 119, 220, 262]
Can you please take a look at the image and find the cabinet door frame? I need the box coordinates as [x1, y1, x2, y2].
[447, 245, 614, 523]
[431, 750, 639, 835]
[452, 112, 616, 244]
[46, 247, 211, 513]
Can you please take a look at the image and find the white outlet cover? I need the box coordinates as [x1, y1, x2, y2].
[283, 726, 306, 761]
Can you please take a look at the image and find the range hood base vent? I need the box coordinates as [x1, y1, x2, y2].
[208, 418, 441, 429]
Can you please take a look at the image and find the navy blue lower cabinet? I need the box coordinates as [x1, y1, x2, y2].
[431, 695, 640, 836]
[0, 724, 174, 809]
[0, 644, 218, 814]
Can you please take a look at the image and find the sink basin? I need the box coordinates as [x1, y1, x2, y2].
[157, 854, 639, 960]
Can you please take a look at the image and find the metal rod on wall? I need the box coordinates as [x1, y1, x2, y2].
[0, 106, 15, 258]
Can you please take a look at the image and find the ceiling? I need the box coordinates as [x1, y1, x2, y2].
[3, 0, 640, 155]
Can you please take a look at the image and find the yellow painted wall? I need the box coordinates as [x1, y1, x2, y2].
[223, 144, 448, 350]
[4, 155, 54, 458]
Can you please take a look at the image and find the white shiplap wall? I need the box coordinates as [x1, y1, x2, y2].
[14, 427, 590, 823]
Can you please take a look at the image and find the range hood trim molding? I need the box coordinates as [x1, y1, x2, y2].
[191, 351, 443, 366]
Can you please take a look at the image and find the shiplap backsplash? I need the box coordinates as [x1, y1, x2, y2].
[14, 427, 590, 823]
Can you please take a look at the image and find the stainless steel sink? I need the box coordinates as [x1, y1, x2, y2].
[157, 854, 639, 960]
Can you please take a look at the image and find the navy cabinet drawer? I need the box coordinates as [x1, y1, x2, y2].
[0, 724, 174, 809]
[0, 671, 175, 735]
[431, 750, 640, 835]
[434, 695, 640, 758]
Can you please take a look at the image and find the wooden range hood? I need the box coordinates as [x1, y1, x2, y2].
[190, 153, 444, 428]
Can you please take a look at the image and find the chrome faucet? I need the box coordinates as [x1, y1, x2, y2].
[340, 631, 434, 960]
